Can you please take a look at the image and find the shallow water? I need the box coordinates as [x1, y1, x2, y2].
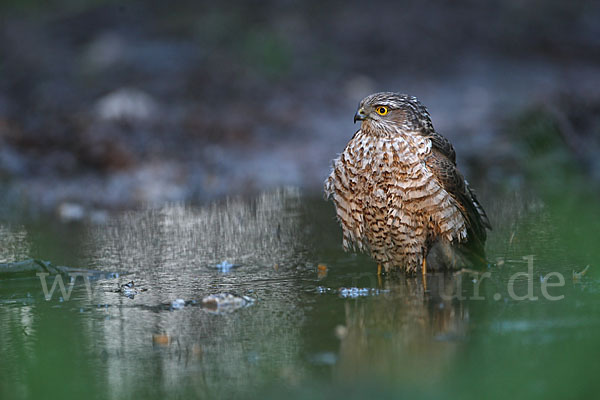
[1, 187, 599, 399]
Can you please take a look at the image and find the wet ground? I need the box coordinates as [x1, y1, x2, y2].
[1, 187, 599, 399]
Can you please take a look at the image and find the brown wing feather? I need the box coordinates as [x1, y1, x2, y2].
[427, 132, 456, 164]
[428, 132, 491, 230]
[425, 145, 490, 262]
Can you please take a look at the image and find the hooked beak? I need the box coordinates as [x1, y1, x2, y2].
[354, 107, 367, 123]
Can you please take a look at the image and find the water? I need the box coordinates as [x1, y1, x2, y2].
[1, 187, 599, 399]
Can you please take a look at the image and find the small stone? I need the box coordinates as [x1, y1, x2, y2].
[334, 325, 348, 340]
[171, 299, 186, 310]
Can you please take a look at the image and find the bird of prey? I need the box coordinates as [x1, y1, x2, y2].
[325, 92, 491, 274]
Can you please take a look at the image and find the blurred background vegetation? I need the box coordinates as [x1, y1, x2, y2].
[0, 0, 599, 215]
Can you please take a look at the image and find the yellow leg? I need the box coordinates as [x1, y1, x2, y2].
[377, 264, 383, 287]
[377, 264, 382, 276]
[421, 256, 428, 292]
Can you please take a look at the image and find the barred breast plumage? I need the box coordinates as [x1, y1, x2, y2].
[325, 92, 490, 274]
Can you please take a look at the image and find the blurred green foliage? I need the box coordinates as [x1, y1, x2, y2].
[241, 30, 292, 79]
[515, 108, 594, 196]
[514, 107, 600, 268]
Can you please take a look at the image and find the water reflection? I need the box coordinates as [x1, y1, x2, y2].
[335, 273, 468, 384]
[0, 223, 30, 263]
[79, 188, 312, 398]
[2, 188, 595, 399]
[85, 186, 307, 274]
[0, 189, 475, 398]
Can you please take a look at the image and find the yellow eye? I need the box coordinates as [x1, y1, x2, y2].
[375, 106, 389, 116]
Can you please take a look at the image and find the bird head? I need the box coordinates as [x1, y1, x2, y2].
[354, 92, 434, 136]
